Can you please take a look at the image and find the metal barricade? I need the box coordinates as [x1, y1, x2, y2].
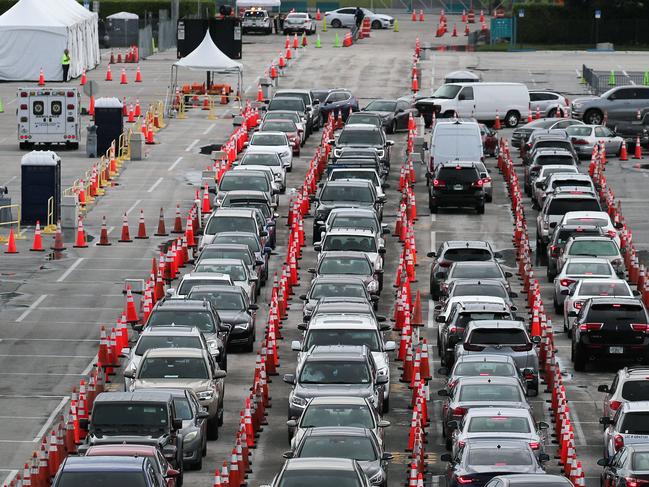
[42, 196, 57, 234]
[0, 204, 25, 242]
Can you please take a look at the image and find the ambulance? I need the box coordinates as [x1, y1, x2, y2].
[17, 87, 81, 150]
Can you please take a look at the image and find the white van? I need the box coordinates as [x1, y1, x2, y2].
[428, 119, 483, 174]
[429, 82, 530, 128]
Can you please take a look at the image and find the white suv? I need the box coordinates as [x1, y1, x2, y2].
[598, 367, 649, 420]
[242, 8, 272, 34]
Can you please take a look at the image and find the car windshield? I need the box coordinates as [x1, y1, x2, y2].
[277, 470, 362, 487]
[566, 126, 593, 137]
[535, 155, 575, 165]
[268, 98, 305, 112]
[589, 303, 647, 323]
[568, 240, 619, 257]
[337, 130, 382, 146]
[579, 282, 630, 296]
[432, 84, 461, 99]
[451, 263, 502, 279]
[565, 217, 608, 227]
[535, 140, 572, 151]
[91, 404, 168, 428]
[147, 310, 215, 333]
[242, 153, 281, 167]
[319, 257, 372, 275]
[467, 416, 531, 433]
[365, 100, 397, 111]
[467, 448, 532, 466]
[323, 236, 376, 252]
[299, 436, 377, 461]
[452, 283, 507, 299]
[320, 185, 374, 203]
[300, 361, 370, 384]
[622, 381, 649, 402]
[194, 263, 247, 281]
[265, 112, 300, 123]
[459, 384, 523, 402]
[565, 262, 612, 275]
[57, 472, 148, 487]
[621, 412, 649, 434]
[330, 216, 378, 233]
[311, 283, 366, 299]
[219, 174, 269, 192]
[173, 397, 193, 420]
[444, 248, 493, 262]
[139, 357, 209, 380]
[555, 229, 601, 245]
[304, 330, 381, 351]
[252, 133, 286, 146]
[347, 114, 381, 127]
[199, 249, 253, 266]
[548, 198, 601, 215]
[469, 328, 528, 345]
[188, 291, 246, 311]
[330, 170, 379, 186]
[457, 312, 512, 326]
[178, 279, 230, 296]
[135, 336, 203, 356]
[454, 362, 517, 378]
[213, 234, 261, 253]
[262, 121, 297, 132]
[300, 404, 374, 428]
[206, 216, 256, 235]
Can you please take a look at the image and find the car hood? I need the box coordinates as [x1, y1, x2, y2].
[457, 401, 531, 410]
[571, 96, 599, 105]
[248, 145, 287, 153]
[134, 378, 214, 393]
[295, 383, 374, 398]
[465, 465, 541, 475]
[87, 434, 166, 444]
[217, 310, 251, 324]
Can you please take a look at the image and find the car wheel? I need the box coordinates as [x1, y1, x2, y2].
[207, 417, 219, 441]
[245, 331, 255, 353]
[331, 19, 342, 28]
[371, 20, 382, 29]
[505, 110, 520, 128]
[572, 344, 587, 372]
[584, 109, 604, 125]
[389, 120, 397, 134]
[190, 454, 203, 470]
[548, 108, 557, 118]
[382, 393, 390, 413]
[476, 204, 485, 215]
[485, 194, 493, 203]
[554, 297, 562, 314]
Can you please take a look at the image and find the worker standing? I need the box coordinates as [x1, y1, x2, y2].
[61, 49, 71, 82]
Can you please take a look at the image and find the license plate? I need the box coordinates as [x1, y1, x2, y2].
[609, 346, 624, 354]
[454, 184, 463, 191]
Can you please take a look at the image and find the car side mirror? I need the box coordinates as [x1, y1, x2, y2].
[376, 375, 388, 385]
[243, 141, 249, 148]
[308, 268, 316, 274]
[437, 389, 449, 397]
[597, 458, 610, 467]
[197, 410, 210, 419]
[509, 292, 518, 298]
[382, 227, 390, 235]
[283, 374, 296, 385]
[282, 451, 294, 459]
[328, 139, 335, 145]
[123, 369, 136, 379]
[371, 295, 379, 302]
[376, 315, 387, 322]
[538, 421, 550, 430]
[568, 311, 577, 317]
[598, 384, 610, 393]
[291, 340, 302, 351]
[494, 251, 503, 259]
[384, 341, 396, 352]
[378, 248, 386, 255]
[458, 94, 466, 101]
[386, 140, 395, 146]
[313, 244, 321, 252]
[172, 418, 183, 430]
[531, 335, 541, 344]
[600, 416, 613, 425]
[510, 305, 518, 312]
[166, 288, 176, 297]
[633, 289, 641, 297]
[539, 453, 550, 462]
[435, 315, 446, 323]
[286, 419, 298, 428]
[440, 453, 452, 462]
[249, 304, 259, 311]
[378, 419, 391, 428]
[214, 369, 227, 379]
[382, 452, 394, 461]
[447, 420, 459, 430]
[505, 271, 513, 278]
[313, 99, 320, 105]
[615, 221, 623, 229]
[297, 323, 307, 331]
[380, 323, 391, 332]
[299, 294, 307, 300]
[549, 221, 557, 228]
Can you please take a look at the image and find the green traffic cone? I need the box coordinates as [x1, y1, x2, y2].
[609, 70, 616, 86]
[315, 34, 322, 48]
[322, 18, 327, 32]
[643, 71, 649, 86]
[0, 97, 4, 114]
[334, 32, 341, 47]
[393, 18, 399, 32]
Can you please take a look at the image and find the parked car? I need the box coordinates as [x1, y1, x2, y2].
[273, 89, 321, 133]
[553, 257, 617, 312]
[261, 457, 371, 487]
[282, 12, 316, 34]
[598, 366, 649, 420]
[611, 111, 649, 147]
[439, 354, 524, 392]
[193, 258, 258, 303]
[571, 86, 649, 125]
[300, 276, 376, 321]
[438, 261, 513, 300]
[310, 251, 381, 294]
[245, 131, 293, 170]
[241, 8, 273, 34]
[318, 89, 359, 121]
[546, 224, 605, 280]
[84, 444, 180, 483]
[565, 124, 624, 157]
[511, 118, 583, 150]
[598, 444, 649, 486]
[529, 90, 571, 118]
[362, 98, 417, 134]
[557, 235, 625, 279]
[324, 7, 394, 29]
[428, 161, 486, 214]
[259, 119, 302, 155]
[600, 401, 649, 459]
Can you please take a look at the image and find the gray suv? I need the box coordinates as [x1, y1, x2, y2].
[572, 86, 649, 125]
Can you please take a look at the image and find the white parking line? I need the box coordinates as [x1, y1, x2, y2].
[33, 397, 69, 441]
[125, 199, 142, 216]
[0, 469, 18, 486]
[203, 123, 216, 135]
[168, 156, 183, 171]
[56, 258, 84, 282]
[147, 177, 164, 193]
[568, 401, 587, 446]
[427, 298, 435, 329]
[185, 139, 200, 152]
[15, 294, 47, 323]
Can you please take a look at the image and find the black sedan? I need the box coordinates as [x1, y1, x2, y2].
[362, 98, 418, 134]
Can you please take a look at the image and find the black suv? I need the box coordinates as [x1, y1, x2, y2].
[78, 391, 185, 477]
[427, 240, 498, 299]
[571, 297, 649, 371]
[146, 299, 229, 370]
[428, 161, 486, 214]
[331, 125, 393, 168]
[546, 224, 604, 278]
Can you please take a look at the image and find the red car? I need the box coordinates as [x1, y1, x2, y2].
[84, 444, 180, 487]
[479, 123, 498, 157]
[260, 119, 302, 156]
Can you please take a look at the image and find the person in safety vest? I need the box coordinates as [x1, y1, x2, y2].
[61, 49, 71, 82]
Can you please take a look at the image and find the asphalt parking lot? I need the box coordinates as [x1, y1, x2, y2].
[3, 11, 649, 487]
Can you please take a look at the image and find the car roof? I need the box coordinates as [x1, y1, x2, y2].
[452, 279, 507, 287]
[620, 366, 649, 378]
[310, 315, 376, 329]
[312, 275, 367, 284]
[464, 407, 532, 418]
[307, 345, 368, 360]
[340, 124, 381, 132]
[222, 169, 267, 178]
[455, 302, 510, 312]
[576, 278, 627, 286]
[548, 192, 598, 200]
[622, 401, 649, 412]
[304, 426, 371, 438]
[563, 257, 612, 264]
[567, 235, 617, 243]
[564, 210, 609, 218]
[94, 390, 174, 404]
[190, 285, 245, 295]
[62, 455, 147, 471]
[586, 296, 642, 305]
[276, 89, 311, 94]
[180, 272, 232, 281]
[85, 444, 159, 456]
[451, 261, 499, 268]
[444, 240, 492, 249]
[555, 224, 601, 232]
[466, 320, 527, 330]
[455, 354, 516, 364]
[320, 251, 370, 260]
[198, 258, 246, 266]
[325, 228, 375, 236]
[140, 326, 201, 337]
[457, 376, 524, 387]
[143, 347, 205, 359]
[222, 190, 271, 199]
[213, 208, 258, 217]
[202, 243, 252, 251]
[154, 299, 212, 310]
[324, 179, 374, 188]
[547, 172, 589, 179]
[284, 457, 357, 471]
[308, 396, 369, 406]
[534, 148, 574, 156]
[463, 438, 534, 450]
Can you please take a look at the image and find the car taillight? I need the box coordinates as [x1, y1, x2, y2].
[67, 91, 75, 97]
[457, 476, 473, 484]
[451, 407, 467, 417]
[560, 278, 575, 287]
[579, 322, 603, 331]
[631, 323, 649, 333]
[607, 230, 617, 239]
[625, 478, 649, 487]
[529, 441, 540, 450]
[458, 440, 465, 448]
[433, 179, 446, 188]
[448, 380, 458, 389]
[463, 344, 484, 352]
[524, 370, 536, 379]
[614, 434, 624, 451]
[512, 343, 533, 352]
[20, 91, 28, 97]
[572, 139, 589, 145]
[439, 261, 451, 268]
[472, 179, 484, 188]
[549, 245, 560, 258]
[574, 301, 584, 310]
[20, 104, 27, 110]
[610, 400, 622, 411]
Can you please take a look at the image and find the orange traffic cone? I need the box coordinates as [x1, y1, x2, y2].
[155, 207, 168, 236]
[411, 74, 419, 93]
[4, 227, 17, 253]
[292, 33, 299, 49]
[135, 209, 148, 239]
[105, 65, 112, 81]
[172, 204, 184, 233]
[634, 136, 643, 159]
[97, 216, 111, 246]
[202, 184, 212, 213]
[30, 221, 44, 251]
[88, 95, 95, 117]
[38, 68, 45, 86]
[412, 10, 417, 21]
[257, 85, 264, 102]
[73, 217, 87, 248]
[51, 221, 66, 251]
[118, 213, 132, 242]
[451, 23, 457, 36]
[620, 139, 628, 161]
[120, 68, 128, 84]
[135, 65, 142, 82]
[464, 23, 470, 35]
[494, 111, 501, 130]
[127, 105, 135, 123]
[419, 9, 424, 21]
[80, 69, 86, 86]
[122, 97, 128, 116]
[316, 8, 321, 20]
[135, 99, 141, 117]
[124, 286, 139, 323]
[527, 108, 533, 123]
[412, 290, 423, 325]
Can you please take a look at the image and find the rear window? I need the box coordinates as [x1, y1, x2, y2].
[323, 235, 376, 252]
[459, 384, 523, 402]
[588, 303, 647, 323]
[451, 263, 502, 279]
[579, 281, 631, 297]
[568, 239, 619, 257]
[467, 416, 531, 433]
[206, 216, 256, 235]
[199, 249, 252, 265]
[565, 262, 612, 276]
[454, 362, 516, 378]
[555, 228, 601, 244]
[547, 198, 601, 215]
[437, 167, 479, 183]
[219, 174, 269, 193]
[330, 216, 378, 233]
[311, 283, 366, 299]
[337, 129, 382, 146]
[147, 310, 215, 332]
[251, 133, 287, 146]
[535, 140, 572, 151]
[320, 185, 374, 203]
[469, 328, 528, 345]
[565, 217, 608, 227]
[536, 155, 575, 166]
[330, 170, 379, 186]
[621, 412, 649, 434]
[467, 448, 532, 466]
[453, 284, 507, 299]
[139, 357, 209, 380]
[268, 98, 305, 112]
[135, 336, 202, 356]
[443, 248, 492, 262]
[457, 312, 512, 326]
[57, 472, 147, 487]
[633, 452, 649, 471]
[621, 381, 649, 402]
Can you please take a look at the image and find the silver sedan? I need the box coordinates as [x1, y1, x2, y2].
[565, 124, 623, 158]
[552, 257, 617, 313]
[324, 7, 393, 29]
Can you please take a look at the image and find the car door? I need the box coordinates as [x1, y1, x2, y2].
[395, 100, 411, 130]
[457, 86, 476, 118]
[595, 126, 620, 153]
[607, 88, 635, 121]
[337, 8, 356, 26]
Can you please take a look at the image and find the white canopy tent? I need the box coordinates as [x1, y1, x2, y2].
[0, 0, 99, 81]
[168, 30, 244, 114]
[236, 0, 281, 8]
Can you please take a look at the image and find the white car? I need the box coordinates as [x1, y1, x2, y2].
[238, 152, 287, 191]
[169, 272, 233, 298]
[193, 258, 258, 303]
[246, 131, 293, 170]
[552, 257, 617, 312]
[327, 167, 385, 209]
[531, 165, 579, 208]
[563, 278, 635, 333]
[324, 7, 394, 29]
[232, 165, 282, 206]
[282, 12, 316, 34]
[559, 211, 621, 248]
[241, 8, 273, 34]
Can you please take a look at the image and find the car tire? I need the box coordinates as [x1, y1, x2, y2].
[207, 417, 219, 441]
[504, 110, 520, 128]
[486, 194, 493, 203]
[572, 344, 587, 372]
[331, 19, 342, 28]
[554, 298, 562, 314]
[389, 120, 397, 134]
[584, 109, 604, 125]
[548, 108, 557, 118]
[476, 204, 485, 215]
[445, 437, 452, 451]
[371, 20, 382, 29]
[189, 454, 203, 470]
[245, 331, 255, 353]
[382, 394, 390, 413]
